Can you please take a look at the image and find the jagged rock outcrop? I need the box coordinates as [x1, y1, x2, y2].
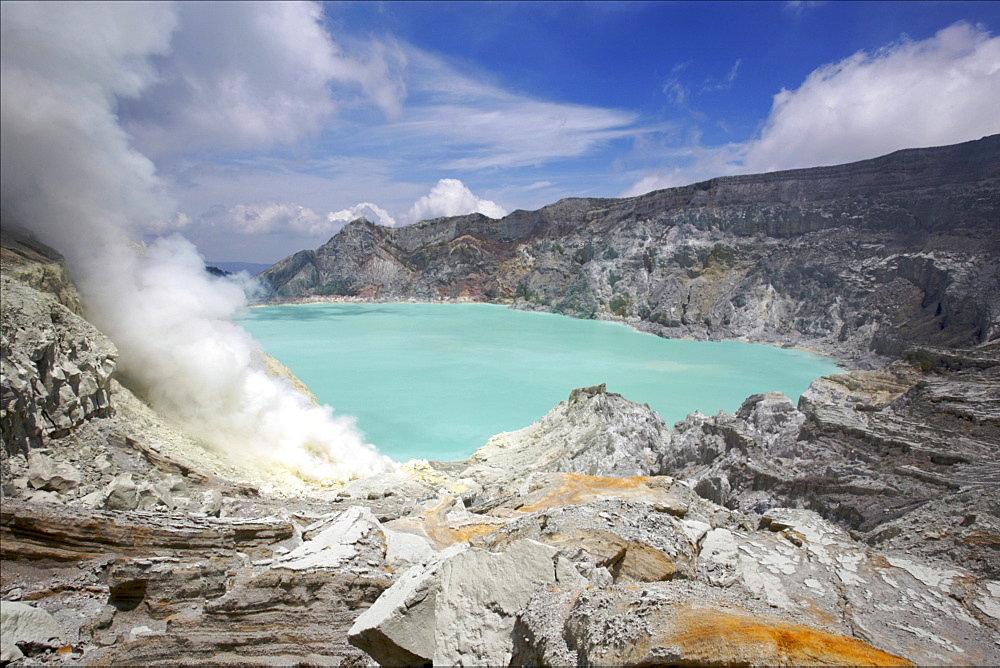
[1, 277, 117, 457]
[1, 228, 84, 316]
[659, 344, 1000, 578]
[261, 135, 1000, 365]
[4, 147, 1000, 665]
[460, 383, 671, 501]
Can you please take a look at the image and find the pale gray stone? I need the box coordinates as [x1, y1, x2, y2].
[276, 506, 383, 571]
[1, 601, 66, 652]
[27, 451, 80, 492]
[199, 489, 223, 517]
[383, 527, 435, 568]
[349, 539, 595, 667]
[103, 473, 139, 511]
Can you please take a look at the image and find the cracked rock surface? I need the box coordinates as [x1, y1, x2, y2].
[3, 140, 999, 666]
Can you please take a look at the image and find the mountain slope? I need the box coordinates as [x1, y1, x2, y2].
[261, 135, 1000, 365]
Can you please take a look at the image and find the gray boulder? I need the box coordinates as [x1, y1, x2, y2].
[0, 600, 66, 656]
[27, 451, 81, 492]
[102, 473, 139, 511]
[349, 539, 593, 666]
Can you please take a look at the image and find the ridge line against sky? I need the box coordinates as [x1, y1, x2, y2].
[4, 1, 999, 263]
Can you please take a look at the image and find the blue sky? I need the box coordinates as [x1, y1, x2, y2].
[4, 1, 999, 263]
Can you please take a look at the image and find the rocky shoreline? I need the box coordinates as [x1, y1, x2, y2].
[3, 239, 998, 667]
[260, 136, 1000, 369]
[3, 139, 999, 665]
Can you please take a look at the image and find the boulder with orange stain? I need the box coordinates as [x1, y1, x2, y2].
[505, 472, 699, 516]
[475, 497, 703, 584]
[460, 384, 672, 501]
[569, 597, 913, 667]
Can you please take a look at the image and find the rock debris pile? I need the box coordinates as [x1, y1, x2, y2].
[3, 138, 999, 666]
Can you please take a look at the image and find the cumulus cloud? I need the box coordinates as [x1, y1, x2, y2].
[327, 202, 398, 227]
[167, 200, 399, 243]
[625, 22, 1000, 195]
[743, 22, 1000, 172]
[1, 1, 394, 482]
[407, 179, 507, 223]
[119, 1, 406, 159]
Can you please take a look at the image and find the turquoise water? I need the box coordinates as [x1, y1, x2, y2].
[240, 303, 841, 462]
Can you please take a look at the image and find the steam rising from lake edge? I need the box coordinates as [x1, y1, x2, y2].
[0, 1, 395, 483]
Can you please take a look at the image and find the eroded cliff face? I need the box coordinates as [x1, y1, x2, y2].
[261, 135, 1000, 365]
[3, 141, 999, 666]
[0, 278, 116, 457]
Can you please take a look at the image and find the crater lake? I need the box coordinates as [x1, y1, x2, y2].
[241, 302, 842, 462]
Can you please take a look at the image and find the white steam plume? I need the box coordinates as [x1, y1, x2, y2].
[1, 2, 394, 483]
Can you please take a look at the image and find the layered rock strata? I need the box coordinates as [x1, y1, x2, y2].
[4, 140, 1000, 665]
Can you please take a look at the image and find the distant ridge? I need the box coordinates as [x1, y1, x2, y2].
[260, 135, 999, 365]
[209, 261, 272, 276]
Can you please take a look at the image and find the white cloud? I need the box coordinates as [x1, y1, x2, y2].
[378, 48, 640, 170]
[120, 1, 406, 159]
[162, 199, 400, 245]
[663, 62, 692, 107]
[327, 202, 398, 227]
[783, 1, 827, 17]
[406, 179, 507, 223]
[146, 212, 194, 235]
[224, 203, 332, 236]
[743, 22, 1000, 173]
[0, 0, 176, 251]
[625, 22, 1000, 195]
[703, 59, 742, 92]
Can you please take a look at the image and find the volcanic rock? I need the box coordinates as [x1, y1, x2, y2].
[348, 538, 596, 666]
[4, 140, 1000, 667]
[0, 600, 67, 658]
[461, 383, 671, 501]
[1, 277, 116, 456]
[260, 135, 1000, 366]
[26, 452, 81, 493]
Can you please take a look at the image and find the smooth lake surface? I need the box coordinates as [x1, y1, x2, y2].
[241, 303, 841, 462]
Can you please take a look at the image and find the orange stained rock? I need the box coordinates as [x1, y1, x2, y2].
[515, 473, 687, 514]
[443, 522, 503, 545]
[508, 529, 682, 582]
[961, 530, 1000, 547]
[603, 602, 913, 666]
[421, 494, 505, 549]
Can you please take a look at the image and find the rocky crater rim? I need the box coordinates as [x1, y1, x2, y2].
[257, 135, 1000, 369]
[2, 156, 999, 665]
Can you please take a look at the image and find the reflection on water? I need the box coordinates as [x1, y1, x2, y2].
[252, 303, 403, 322]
